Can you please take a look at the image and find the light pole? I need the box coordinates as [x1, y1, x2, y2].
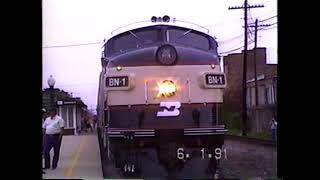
[48, 75, 56, 110]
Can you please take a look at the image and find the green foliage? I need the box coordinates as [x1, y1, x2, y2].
[221, 105, 272, 140]
[221, 106, 241, 130]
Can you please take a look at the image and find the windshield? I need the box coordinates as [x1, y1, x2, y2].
[167, 28, 210, 50]
[107, 28, 160, 55]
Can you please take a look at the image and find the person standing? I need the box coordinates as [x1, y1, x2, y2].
[42, 108, 64, 170]
[42, 108, 48, 174]
[270, 118, 277, 141]
[90, 120, 94, 133]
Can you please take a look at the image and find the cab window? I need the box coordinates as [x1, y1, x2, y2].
[107, 28, 160, 55]
[167, 28, 210, 50]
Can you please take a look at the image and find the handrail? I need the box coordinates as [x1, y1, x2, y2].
[109, 16, 211, 37]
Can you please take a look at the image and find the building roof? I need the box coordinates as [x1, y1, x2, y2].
[43, 88, 87, 109]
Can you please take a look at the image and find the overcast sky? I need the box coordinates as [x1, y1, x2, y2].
[42, 0, 277, 110]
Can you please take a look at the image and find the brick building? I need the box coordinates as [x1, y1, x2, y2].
[223, 47, 277, 134]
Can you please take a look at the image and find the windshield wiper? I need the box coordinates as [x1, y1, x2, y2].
[129, 31, 146, 43]
[177, 29, 192, 39]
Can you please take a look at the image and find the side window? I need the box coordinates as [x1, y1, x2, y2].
[258, 85, 265, 105]
[265, 86, 273, 104]
[274, 82, 277, 104]
[246, 87, 251, 107]
[250, 87, 256, 106]
[68, 106, 74, 128]
[62, 107, 68, 127]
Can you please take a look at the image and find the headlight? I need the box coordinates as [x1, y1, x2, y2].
[157, 80, 176, 97]
[116, 66, 122, 71]
[156, 45, 177, 65]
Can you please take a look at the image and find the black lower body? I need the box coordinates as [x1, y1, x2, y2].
[99, 103, 227, 178]
[43, 134, 62, 169]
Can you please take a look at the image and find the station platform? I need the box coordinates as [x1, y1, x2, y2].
[42, 134, 103, 180]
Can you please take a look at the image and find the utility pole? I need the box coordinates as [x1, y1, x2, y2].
[254, 19, 259, 107]
[249, 19, 271, 107]
[229, 1, 264, 136]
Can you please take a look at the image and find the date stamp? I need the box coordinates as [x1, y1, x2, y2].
[177, 147, 227, 160]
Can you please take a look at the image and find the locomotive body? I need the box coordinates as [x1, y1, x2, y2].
[97, 18, 227, 178]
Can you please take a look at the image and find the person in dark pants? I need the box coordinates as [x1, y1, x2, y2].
[42, 108, 64, 170]
[42, 108, 48, 174]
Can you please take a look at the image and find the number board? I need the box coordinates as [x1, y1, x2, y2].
[205, 74, 225, 85]
[106, 76, 129, 87]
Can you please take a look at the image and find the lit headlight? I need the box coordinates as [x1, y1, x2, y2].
[156, 45, 177, 65]
[116, 66, 122, 71]
[157, 80, 176, 97]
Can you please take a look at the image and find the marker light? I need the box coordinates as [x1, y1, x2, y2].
[116, 66, 122, 71]
[151, 16, 157, 22]
[151, 15, 170, 23]
[157, 80, 176, 97]
[163, 15, 170, 22]
[210, 64, 215, 69]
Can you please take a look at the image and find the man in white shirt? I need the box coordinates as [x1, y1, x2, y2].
[42, 108, 64, 170]
[42, 108, 47, 174]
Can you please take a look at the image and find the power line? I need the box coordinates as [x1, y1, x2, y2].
[266, 22, 277, 26]
[217, 34, 244, 43]
[205, 9, 276, 28]
[257, 22, 277, 30]
[43, 41, 103, 48]
[259, 15, 277, 22]
[247, 8, 255, 43]
[260, 25, 277, 31]
[260, 0, 274, 4]
[219, 40, 255, 54]
[204, 17, 243, 28]
[219, 47, 244, 54]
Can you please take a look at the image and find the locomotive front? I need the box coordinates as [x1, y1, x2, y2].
[98, 17, 227, 178]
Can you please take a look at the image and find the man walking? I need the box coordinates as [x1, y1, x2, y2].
[42, 108, 64, 170]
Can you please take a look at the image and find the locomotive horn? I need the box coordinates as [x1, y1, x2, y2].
[163, 15, 170, 22]
[151, 16, 157, 22]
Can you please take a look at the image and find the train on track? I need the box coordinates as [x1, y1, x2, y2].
[97, 15, 227, 179]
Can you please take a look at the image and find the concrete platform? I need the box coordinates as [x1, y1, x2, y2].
[42, 135, 103, 180]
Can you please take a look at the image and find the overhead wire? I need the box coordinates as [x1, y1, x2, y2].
[43, 41, 103, 48]
[259, 15, 277, 22]
[217, 33, 244, 44]
[219, 39, 255, 54]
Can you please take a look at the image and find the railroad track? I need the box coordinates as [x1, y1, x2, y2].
[225, 134, 277, 147]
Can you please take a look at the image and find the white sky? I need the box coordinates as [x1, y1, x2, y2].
[42, 0, 277, 110]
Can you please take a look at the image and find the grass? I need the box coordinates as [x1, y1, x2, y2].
[221, 106, 272, 140]
[226, 128, 242, 136]
[227, 128, 272, 140]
